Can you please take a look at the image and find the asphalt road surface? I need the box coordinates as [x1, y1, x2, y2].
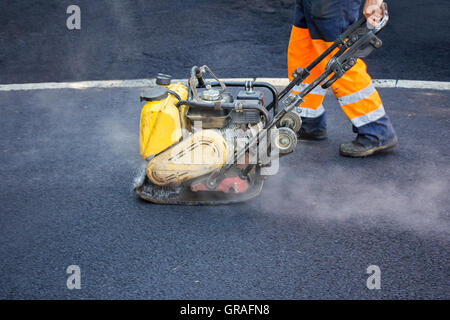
[0, 86, 448, 299]
[0, 0, 449, 83]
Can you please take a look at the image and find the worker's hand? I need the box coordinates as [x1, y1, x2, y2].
[363, 0, 384, 28]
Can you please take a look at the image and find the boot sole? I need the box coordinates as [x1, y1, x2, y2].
[339, 137, 398, 158]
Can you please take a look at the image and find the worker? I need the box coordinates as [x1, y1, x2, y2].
[288, 0, 397, 157]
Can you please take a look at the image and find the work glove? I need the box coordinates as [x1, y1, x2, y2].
[363, 0, 384, 28]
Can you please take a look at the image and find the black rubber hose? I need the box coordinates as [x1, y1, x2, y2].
[176, 100, 270, 126]
[208, 81, 278, 114]
[167, 90, 181, 101]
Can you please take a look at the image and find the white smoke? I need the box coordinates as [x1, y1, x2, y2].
[250, 163, 450, 239]
[99, 116, 138, 156]
[132, 161, 147, 190]
[95, 110, 147, 191]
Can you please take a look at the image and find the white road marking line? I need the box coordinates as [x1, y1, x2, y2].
[0, 78, 449, 91]
[396, 80, 450, 90]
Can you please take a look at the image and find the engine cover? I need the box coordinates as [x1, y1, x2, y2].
[146, 130, 228, 186]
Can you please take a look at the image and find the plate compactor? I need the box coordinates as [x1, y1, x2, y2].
[134, 9, 389, 205]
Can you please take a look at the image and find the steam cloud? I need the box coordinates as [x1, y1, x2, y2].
[250, 164, 450, 238]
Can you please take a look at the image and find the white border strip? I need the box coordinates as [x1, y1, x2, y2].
[395, 80, 450, 90]
[0, 78, 449, 91]
[0, 79, 157, 91]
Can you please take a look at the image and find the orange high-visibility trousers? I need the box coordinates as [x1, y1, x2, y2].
[288, 0, 395, 144]
[288, 26, 385, 128]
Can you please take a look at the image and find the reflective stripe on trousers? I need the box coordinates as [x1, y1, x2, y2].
[337, 82, 386, 127]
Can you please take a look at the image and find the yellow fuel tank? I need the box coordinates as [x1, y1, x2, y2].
[139, 82, 188, 159]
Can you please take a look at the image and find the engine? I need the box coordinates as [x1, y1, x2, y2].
[188, 80, 265, 152]
[139, 67, 301, 193]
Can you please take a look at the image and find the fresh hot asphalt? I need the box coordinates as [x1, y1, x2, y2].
[0, 0, 449, 299]
[0, 87, 448, 299]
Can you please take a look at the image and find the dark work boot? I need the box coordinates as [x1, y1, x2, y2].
[340, 114, 398, 157]
[339, 134, 397, 157]
[297, 128, 328, 140]
[298, 112, 327, 141]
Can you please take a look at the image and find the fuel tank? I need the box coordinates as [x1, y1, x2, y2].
[139, 82, 188, 159]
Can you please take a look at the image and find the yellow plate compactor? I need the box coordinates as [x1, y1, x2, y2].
[134, 12, 389, 204]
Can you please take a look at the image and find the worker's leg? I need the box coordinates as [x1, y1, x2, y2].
[329, 59, 397, 155]
[305, 0, 397, 156]
[287, 0, 328, 139]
